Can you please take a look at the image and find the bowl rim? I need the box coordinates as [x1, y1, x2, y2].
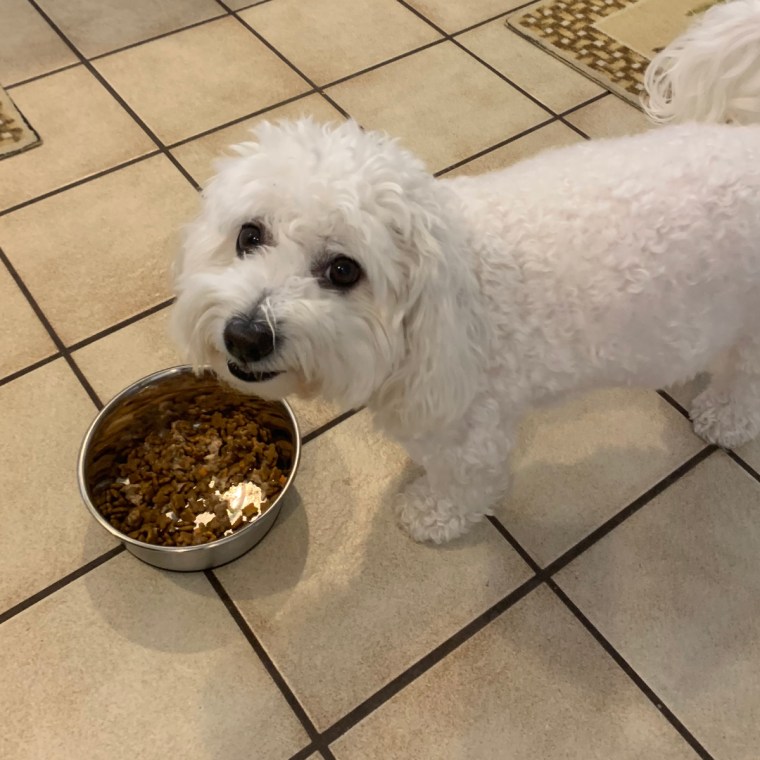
[77, 364, 301, 555]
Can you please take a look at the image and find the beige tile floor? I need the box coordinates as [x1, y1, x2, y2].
[0, 2, 757, 759]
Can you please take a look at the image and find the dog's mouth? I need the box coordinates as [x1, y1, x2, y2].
[226, 361, 282, 383]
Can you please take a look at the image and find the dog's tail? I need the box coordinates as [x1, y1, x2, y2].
[644, 0, 760, 125]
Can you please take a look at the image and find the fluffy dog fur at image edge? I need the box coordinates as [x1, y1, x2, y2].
[172, 0, 760, 543]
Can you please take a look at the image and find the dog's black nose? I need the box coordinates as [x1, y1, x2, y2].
[223, 316, 275, 364]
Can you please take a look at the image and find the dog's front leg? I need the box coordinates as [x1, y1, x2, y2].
[395, 405, 516, 544]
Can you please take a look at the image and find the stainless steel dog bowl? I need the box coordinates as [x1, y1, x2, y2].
[77, 366, 300, 571]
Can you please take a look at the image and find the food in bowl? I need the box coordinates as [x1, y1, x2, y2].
[91, 387, 294, 547]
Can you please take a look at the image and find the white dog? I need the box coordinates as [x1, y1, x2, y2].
[172, 0, 760, 543]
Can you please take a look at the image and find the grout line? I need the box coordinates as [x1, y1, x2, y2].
[0, 150, 161, 219]
[486, 447, 717, 582]
[559, 117, 590, 140]
[212, 0, 362, 122]
[560, 90, 611, 116]
[67, 298, 175, 352]
[318, 575, 542, 746]
[435, 117, 555, 175]
[0, 247, 103, 409]
[450, 0, 548, 37]
[168, 41, 449, 151]
[302, 409, 362, 445]
[0, 545, 125, 626]
[657, 389, 691, 419]
[394, 0, 606, 149]
[487, 516, 541, 573]
[394, 0, 562, 117]
[725, 449, 760, 484]
[657, 390, 760, 484]
[288, 745, 337, 760]
[23, 0, 201, 193]
[488, 445, 717, 579]
[3, 300, 174, 389]
[204, 570, 322, 743]
[7, 12, 233, 89]
[316, 91, 351, 121]
[64, 353, 105, 409]
[0, 353, 62, 389]
[214, 0, 321, 90]
[434, 89, 611, 177]
[234, 0, 276, 10]
[321, 39, 446, 89]
[548, 580, 716, 760]
[393, 0, 448, 36]
[452, 40, 556, 117]
[167, 63, 606, 157]
[6, 62, 83, 90]
[167, 90, 320, 148]
[168, 39, 447, 151]
[288, 746, 317, 760]
[542, 445, 716, 577]
[88, 14, 228, 63]
[485, 467, 719, 758]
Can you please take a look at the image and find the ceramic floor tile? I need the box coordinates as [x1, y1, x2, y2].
[0, 360, 115, 612]
[328, 42, 548, 173]
[94, 17, 309, 144]
[0, 553, 309, 760]
[0, 263, 56, 379]
[0, 155, 199, 345]
[0, 67, 154, 212]
[172, 94, 344, 186]
[36, 0, 223, 58]
[0, 0, 77, 85]
[458, 21, 603, 113]
[443, 120, 582, 177]
[495, 389, 705, 566]
[240, 0, 439, 85]
[71, 308, 179, 400]
[566, 94, 652, 139]
[226, 0, 263, 8]
[333, 587, 695, 760]
[558, 453, 760, 760]
[72, 308, 341, 435]
[406, 0, 523, 33]
[216, 412, 532, 729]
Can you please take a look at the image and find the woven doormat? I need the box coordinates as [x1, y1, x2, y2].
[507, 0, 722, 108]
[0, 86, 41, 159]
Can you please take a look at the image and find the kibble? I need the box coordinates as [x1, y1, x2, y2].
[93, 391, 293, 547]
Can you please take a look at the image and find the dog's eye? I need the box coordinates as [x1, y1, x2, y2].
[325, 256, 362, 289]
[236, 223, 263, 256]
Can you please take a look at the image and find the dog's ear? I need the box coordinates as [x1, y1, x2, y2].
[374, 193, 487, 436]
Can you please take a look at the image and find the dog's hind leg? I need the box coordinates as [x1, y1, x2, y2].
[395, 401, 517, 543]
[690, 333, 760, 449]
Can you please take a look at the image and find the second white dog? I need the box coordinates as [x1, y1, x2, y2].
[172, 0, 760, 543]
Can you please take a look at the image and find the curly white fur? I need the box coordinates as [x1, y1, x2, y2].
[173, 0, 760, 543]
[644, 0, 760, 124]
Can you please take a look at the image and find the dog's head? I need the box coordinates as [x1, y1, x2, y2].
[171, 118, 484, 434]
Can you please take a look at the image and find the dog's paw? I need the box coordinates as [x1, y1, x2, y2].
[690, 389, 760, 449]
[395, 479, 486, 544]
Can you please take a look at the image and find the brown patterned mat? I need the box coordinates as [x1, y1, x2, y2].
[0, 86, 41, 159]
[507, 0, 721, 109]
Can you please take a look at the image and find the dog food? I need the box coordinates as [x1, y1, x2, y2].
[93, 391, 293, 546]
